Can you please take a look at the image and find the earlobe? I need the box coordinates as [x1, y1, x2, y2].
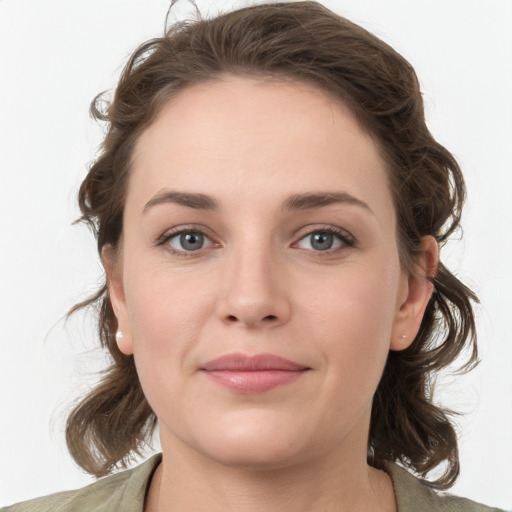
[390, 236, 438, 351]
[101, 244, 134, 355]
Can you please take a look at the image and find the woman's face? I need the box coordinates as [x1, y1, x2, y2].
[106, 76, 434, 470]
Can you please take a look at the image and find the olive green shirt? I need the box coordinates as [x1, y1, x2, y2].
[1, 454, 507, 511]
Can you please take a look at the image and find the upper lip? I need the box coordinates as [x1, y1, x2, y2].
[201, 353, 309, 371]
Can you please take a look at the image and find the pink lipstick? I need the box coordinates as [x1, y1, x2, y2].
[200, 353, 310, 393]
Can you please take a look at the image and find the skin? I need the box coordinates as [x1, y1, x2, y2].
[103, 76, 437, 512]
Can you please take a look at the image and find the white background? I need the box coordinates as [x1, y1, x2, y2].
[0, 0, 511, 508]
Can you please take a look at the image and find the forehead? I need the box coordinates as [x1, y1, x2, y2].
[129, 75, 394, 222]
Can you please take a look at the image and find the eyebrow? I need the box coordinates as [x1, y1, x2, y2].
[143, 190, 219, 213]
[143, 190, 373, 215]
[281, 192, 373, 214]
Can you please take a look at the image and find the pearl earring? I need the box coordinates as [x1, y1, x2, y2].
[400, 334, 407, 339]
[116, 331, 124, 339]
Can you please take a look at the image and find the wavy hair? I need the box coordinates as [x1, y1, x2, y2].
[66, 1, 478, 489]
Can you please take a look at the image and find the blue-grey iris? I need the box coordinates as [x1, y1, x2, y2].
[311, 233, 333, 250]
[180, 232, 204, 251]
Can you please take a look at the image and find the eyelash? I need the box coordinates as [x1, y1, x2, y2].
[295, 226, 355, 256]
[157, 225, 355, 258]
[157, 227, 217, 258]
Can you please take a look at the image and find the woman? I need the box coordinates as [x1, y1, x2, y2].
[1, 1, 508, 511]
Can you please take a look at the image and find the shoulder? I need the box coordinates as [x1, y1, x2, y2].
[385, 463, 509, 512]
[1, 454, 162, 512]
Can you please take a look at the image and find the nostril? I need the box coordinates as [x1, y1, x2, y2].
[225, 314, 277, 323]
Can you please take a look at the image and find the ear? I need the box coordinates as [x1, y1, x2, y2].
[390, 235, 438, 351]
[101, 243, 134, 355]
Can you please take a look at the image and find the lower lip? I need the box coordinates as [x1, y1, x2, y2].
[202, 369, 308, 393]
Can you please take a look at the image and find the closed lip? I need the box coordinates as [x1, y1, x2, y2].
[200, 353, 309, 372]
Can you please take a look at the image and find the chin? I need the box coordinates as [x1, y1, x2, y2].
[202, 437, 304, 472]
[182, 412, 315, 471]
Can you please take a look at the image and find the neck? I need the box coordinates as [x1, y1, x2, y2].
[145, 431, 396, 512]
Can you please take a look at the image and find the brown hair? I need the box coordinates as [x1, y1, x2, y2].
[66, 0, 478, 489]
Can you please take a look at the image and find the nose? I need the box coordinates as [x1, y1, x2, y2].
[215, 242, 292, 329]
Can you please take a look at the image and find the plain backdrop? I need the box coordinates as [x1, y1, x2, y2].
[0, 0, 511, 508]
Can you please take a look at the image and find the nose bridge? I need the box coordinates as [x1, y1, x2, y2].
[216, 231, 291, 328]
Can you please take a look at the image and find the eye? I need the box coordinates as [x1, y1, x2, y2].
[165, 230, 214, 254]
[295, 228, 353, 252]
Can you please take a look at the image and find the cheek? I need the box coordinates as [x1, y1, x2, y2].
[310, 258, 399, 336]
[123, 262, 216, 375]
[121, 265, 219, 423]
[307, 258, 400, 386]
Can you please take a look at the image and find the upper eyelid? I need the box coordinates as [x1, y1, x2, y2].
[159, 224, 352, 240]
[294, 225, 354, 245]
[158, 227, 216, 257]
[158, 224, 354, 253]
[157, 224, 216, 243]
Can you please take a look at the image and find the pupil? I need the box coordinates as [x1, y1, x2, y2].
[181, 232, 203, 251]
[312, 232, 333, 250]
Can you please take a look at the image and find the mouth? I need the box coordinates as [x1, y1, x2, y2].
[200, 353, 310, 394]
